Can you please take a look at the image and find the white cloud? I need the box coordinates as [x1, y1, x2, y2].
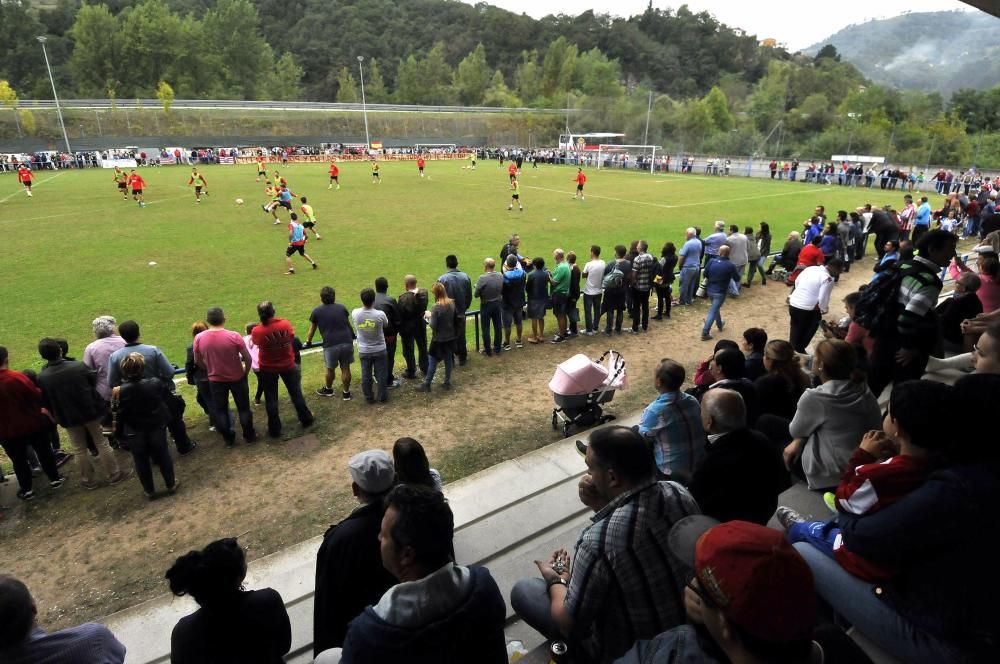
[462, 0, 977, 50]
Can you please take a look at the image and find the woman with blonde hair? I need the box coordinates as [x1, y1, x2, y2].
[115, 352, 177, 499]
[784, 339, 881, 490]
[417, 282, 457, 392]
[754, 339, 811, 420]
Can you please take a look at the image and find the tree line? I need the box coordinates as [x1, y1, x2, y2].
[0, 0, 997, 167]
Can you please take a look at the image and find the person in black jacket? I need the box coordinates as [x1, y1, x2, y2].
[689, 388, 789, 525]
[397, 276, 429, 379]
[653, 242, 678, 320]
[373, 277, 402, 387]
[167, 538, 291, 664]
[313, 450, 397, 656]
[704, 348, 760, 425]
[115, 353, 177, 499]
[317, 485, 507, 664]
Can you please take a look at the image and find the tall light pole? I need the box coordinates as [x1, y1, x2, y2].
[357, 55, 371, 150]
[643, 90, 653, 145]
[37, 36, 72, 155]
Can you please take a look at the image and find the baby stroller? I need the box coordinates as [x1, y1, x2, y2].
[549, 350, 627, 438]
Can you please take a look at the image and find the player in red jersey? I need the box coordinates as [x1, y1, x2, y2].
[507, 162, 517, 184]
[128, 170, 147, 207]
[17, 164, 34, 197]
[573, 168, 586, 200]
[328, 162, 340, 190]
[417, 155, 426, 178]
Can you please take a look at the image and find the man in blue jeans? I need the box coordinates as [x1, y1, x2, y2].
[677, 228, 701, 305]
[701, 246, 738, 341]
[351, 289, 390, 404]
[474, 258, 504, 356]
[251, 301, 315, 436]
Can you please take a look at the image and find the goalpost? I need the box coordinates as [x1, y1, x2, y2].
[597, 144, 661, 174]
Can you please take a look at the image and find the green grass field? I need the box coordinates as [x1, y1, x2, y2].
[1, 161, 911, 366]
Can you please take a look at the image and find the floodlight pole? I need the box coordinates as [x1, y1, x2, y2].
[37, 36, 72, 155]
[643, 90, 653, 145]
[357, 56, 371, 150]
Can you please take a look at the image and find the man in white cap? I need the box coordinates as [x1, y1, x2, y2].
[313, 450, 396, 656]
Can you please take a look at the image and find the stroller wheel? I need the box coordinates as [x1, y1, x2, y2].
[551, 411, 559, 431]
[562, 422, 572, 438]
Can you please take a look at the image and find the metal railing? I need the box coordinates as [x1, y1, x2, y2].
[12, 99, 573, 115]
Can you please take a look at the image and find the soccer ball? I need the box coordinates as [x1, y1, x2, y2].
[551, 218, 558, 222]
[235, 198, 244, 205]
[148, 261, 157, 266]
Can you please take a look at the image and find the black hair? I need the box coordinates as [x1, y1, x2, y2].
[729, 224, 739, 233]
[119, 320, 140, 343]
[889, 380, 953, 453]
[55, 339, 69, 357]
[587, 425, 655, 485]
[0, 346, 8, 367]
[320, 286, 336, 305]
[949, 374, 1000, 475]
[532, 256, 545, 270]
[655, 359, 685, 391]
[0, 575, 34, 647]
[714, 339, 739, 354]
[165, 538, 246, 608]
[714, 348, 746, 379]
[615, 244, 626, 258]
[758, 221, 770, 238]
[844, 291, 862, 308]
[393, 437, 437, 489]
[742, 328, 767, 353]
[257, 301, 275, 322]
[826, 258, 845, 270]
[206, 307, 225, 326]
[590, 245, 601, 257]
[661, 242, 676, 257]
[916, 229, 957, 255]
[375, 277, 389, 293]
[384, 484, 454, 569]
[360, 288, 376, 307]
[445, 255, 458, 269]
[38, 338, 62, 362]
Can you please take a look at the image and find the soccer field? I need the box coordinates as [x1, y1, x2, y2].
[2, 161, 888, 365]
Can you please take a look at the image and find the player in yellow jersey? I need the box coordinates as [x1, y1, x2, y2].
[256, 157, 267, 182]
[371, 160, 380, 184]
[261, 180, 279, 215]
[299, 196, 321, 240]
[113, 167, 129, 200]
[187, 167, 209, 203]
[508, 178, 523, 211]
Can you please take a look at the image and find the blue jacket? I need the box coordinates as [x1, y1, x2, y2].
[340, 565, 507, 664]
[703, 257, 738, 295]
[438, 270, 473, 314]
[839, 465, 1000, 655]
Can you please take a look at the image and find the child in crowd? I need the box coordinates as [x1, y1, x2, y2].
[243, 323, 263, 405]
[778, 380, 947, 581]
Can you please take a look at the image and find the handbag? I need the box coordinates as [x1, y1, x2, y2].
[110, 386, 124, 439]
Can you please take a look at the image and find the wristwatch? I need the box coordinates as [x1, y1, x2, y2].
[546, 577, 568, 591]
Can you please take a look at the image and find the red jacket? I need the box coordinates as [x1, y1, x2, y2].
[0, 369, 47, 438]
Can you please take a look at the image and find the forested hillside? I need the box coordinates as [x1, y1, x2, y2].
[2, 0, 999, 166]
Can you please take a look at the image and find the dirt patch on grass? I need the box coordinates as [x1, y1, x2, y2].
[0, 256, 881, 630]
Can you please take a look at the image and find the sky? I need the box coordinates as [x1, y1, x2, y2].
[461, 0, 977, 50]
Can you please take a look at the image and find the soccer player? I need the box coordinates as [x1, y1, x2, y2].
[261, 180, 278, 215]
[417, 155, 426, 178]
[256, 156, 267, 182]
[113, 167, 129, 200]
[273, 185, 295, 224]
[128, 169, 147, 207]
[328, 162, 340, 189]
[470, 152, 477, 170]
[507, 161, 517, 184]
[508, 178, 523, 212]
[187, 168, 208, 203]
[17, 163, 33, 197]
[300, 196, 321, 240]
[285, 213, 317, 274]
[272, 171, 288, 189]
[371, 160, 380, 184]
[573, 167, 586, 200]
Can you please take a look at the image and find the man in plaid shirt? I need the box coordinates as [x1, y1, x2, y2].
[510, 426, 699, 663]
[630, 241, 656, 333]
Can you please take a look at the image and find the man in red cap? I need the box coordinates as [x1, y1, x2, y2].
[616, 515, 828, 664]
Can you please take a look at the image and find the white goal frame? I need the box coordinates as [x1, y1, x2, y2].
[597, 144, 660, 173]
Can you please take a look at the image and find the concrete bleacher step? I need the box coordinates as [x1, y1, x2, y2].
[104, 415, 638, 663]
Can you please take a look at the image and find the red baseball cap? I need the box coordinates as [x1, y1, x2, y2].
[669, 516, 817, 644]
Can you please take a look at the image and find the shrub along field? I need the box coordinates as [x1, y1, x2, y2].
[0, 159, 939, 632]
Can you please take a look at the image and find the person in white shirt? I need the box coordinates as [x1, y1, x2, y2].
[581, 245, 606, 335]
[788, 259, 844, 353]
[351, 289, 390, 404]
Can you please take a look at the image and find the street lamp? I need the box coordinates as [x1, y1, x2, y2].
[357, 55, 371, 151]
[37, 36, 72, 155]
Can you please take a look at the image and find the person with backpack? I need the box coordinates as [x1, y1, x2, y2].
[602, 245, 631, 335]
[864, 230, 958, 398]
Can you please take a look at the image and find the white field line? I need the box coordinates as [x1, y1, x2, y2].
[0, 171, 67, 204]
[3, 188, 196, 224]
[519, 183, 831, 210]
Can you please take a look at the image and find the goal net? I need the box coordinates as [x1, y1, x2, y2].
[597, 144, 661, 173]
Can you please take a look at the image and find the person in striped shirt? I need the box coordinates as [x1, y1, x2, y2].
[868, 229, 957, 398]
